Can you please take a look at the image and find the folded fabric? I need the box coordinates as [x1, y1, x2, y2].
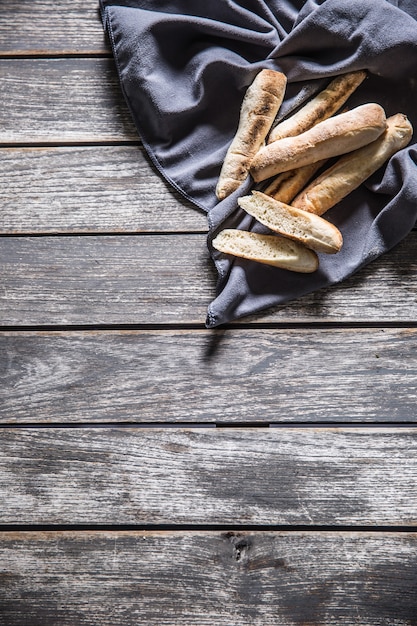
[100, 0, 417, 327]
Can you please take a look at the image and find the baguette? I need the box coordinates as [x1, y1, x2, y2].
[268, 70, 366, 143]
[216, 69, 287, 200]
[238, 191, 343, 254]
[212, 229, 319, 273]
[292, 113, 413, 215]
[250, 103, 387, 182]
[263, 159, 327, 204]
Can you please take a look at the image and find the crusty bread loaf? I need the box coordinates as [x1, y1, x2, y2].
[216, 69, 287, 200]
[238, 191, 343, 254]
[292, 113, 413, 215]
[250, 103, 387, 182]
[212, 228, 319, 273]
[268, 70, 366, 143]
[263, 159, 327, 204]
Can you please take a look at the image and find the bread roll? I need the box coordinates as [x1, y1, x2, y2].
[216, 69, 287, 200]
[250, 103, 387, 182]
[212, 229, 319, 273]
[292, 113, 413, 215]
[268, 70, 366, 143]
[263, 160, 327, 204]
[238, 191, 343, 254]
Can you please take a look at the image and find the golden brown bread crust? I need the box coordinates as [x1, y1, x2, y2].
[262, 160, 327, 204]
[268, 70, 367, 143]
[215, 69, 287, 200]
[212, 228, 319, 272]
[292, 113, 413, 215]
[238, 191, 343, 254]
[250, 103, 387, 183]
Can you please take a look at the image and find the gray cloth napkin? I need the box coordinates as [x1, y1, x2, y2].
[100, 0, 417, 327]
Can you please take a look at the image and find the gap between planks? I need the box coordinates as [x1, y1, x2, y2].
[0, 524, 417, 533]
[0, 422, 417, 429]
[2, 320, 417, 331]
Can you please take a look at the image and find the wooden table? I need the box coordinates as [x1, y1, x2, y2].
[1, 2, 417, 624]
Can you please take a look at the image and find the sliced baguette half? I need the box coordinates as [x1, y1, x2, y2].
[238, 191, 343, 254]
[212, 229, 319, 273]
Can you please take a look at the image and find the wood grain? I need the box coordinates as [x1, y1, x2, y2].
[0, 234, 214, 325]
[0, 58, 137, 143]
[0, 1, 107, 55]
[1, 427, 417, 525]
[0, 146, 205, 234]
[1, 233, 417, 326]
[1, 328, 417, 424]
[0, 531, 417, 625]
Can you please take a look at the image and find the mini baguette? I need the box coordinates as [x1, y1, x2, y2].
[250, 103, 387, 182]
[238, 191, 343, 254]
[268, 70, 367, 143]
[292, 113, 413, 215]
[212, 229, 319, 273]
[216, 69, 287, 200]
[263, 159, 327, 204]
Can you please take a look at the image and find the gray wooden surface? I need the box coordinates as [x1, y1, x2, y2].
[1, 329, 416, 423]
[1, 2, 417, 624]
[1, 146, 203, 233]
[0, 58, 137, 143]
[1, 427, 417, 525]
[1, 531, 417, 626]
[0, 0, 108, 54]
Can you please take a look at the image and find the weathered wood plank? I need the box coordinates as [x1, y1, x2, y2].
[1, 428, 417, 525]
[1, 233, 417, 325]
[1, 531, 416, 625]
[0, 1, 107, 55]
[0, 58, 137, 143]
[0, 234, 214, 325]
[1, 328, 416, 424]
[0, 146, 205, 234]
